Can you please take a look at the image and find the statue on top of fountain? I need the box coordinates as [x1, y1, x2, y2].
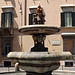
[33, 4, 45, 24]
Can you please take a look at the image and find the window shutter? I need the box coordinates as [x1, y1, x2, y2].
[29, 14, 33, 25]
[61, 13, 65, 27]
[10, 12, 13, 27]
[1, 13, 5, 27]
[72, 12, 75, 27]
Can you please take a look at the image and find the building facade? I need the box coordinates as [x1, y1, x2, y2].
[0, 0, 75, 66]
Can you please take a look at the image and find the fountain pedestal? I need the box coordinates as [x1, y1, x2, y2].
[27, 71, 53, 75]
[7, 25, 72, 75]
[31, 35, 48, 52]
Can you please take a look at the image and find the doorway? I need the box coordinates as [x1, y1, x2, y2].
[2, 38, 13, 55]
[63, 37, 75, 55]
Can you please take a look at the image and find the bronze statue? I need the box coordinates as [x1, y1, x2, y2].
[33, 4, 45, 24]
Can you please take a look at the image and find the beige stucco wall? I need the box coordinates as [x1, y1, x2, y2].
[0, 0, 75, 53]
[0, 37, 2, 63]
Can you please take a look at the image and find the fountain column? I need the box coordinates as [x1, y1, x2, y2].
[31, 35, 48, 52]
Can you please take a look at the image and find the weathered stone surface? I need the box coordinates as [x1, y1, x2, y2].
[7, 52, 72, 73]
[18, 25, 60, 35]
[7, 52, 72, 60]
[19, 62, 60, 73]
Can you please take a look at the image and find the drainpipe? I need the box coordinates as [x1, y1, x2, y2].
[18, 0, 23, 51]
[20, 5, 23, 51]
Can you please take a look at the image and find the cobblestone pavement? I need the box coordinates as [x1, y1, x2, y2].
[55, 66, 75, 73]
[57, 65, 75, 71]
[0, 67, 15, 73]
[0, 66, 75, 73]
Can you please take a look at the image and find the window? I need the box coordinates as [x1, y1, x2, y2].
[5, 43, 11, 55]
[29, 13, 34, 25]
[65, 13, 72, 27]
[61, 12, 75, 27]
[1, 12, 13, 28]
[29, 6, 37, 25]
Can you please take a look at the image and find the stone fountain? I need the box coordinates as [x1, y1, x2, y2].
[7, 5, 72, 75]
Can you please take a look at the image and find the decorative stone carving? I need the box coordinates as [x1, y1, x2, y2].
[33, 5, 45, 24]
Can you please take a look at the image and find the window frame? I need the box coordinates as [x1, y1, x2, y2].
[61, 12, 72, 27]
[61, 12, 75, 27]
[64, 12, 72, 27]
[1, 12, 13, 28]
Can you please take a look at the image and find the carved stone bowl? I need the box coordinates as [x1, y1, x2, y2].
[7, 52, 72, 73]
[18, 25, 60, 35]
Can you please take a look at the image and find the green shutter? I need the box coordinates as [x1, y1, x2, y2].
[10, 12, 13, 27]
[1, 13, 5, 27]
[29, 14, 33, 25]
[61, 13, 65, 27]
[72, 12, 75, 27]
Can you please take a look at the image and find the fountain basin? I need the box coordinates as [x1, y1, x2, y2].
[7, 52, 72, 73]
[18, 25, 60, 35]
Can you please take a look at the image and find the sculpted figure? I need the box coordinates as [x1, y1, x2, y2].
[33, 4, 45, 24]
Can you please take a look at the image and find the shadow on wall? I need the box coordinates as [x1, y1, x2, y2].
[11, 0, 21, 51]
[47, 0, 49, 4]
[13, 19, 18, 28]
[4, 0, 16, 7]
[13, 9, 19, 28]
[13, 10, 22, 50]
[13, 10, 21, 51]
[13, 30, 22, 52]
[11, 0, 16, 7]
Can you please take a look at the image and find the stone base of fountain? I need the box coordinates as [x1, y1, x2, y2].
[7, 52, 71, 75]
[26, 71, 52, 75]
